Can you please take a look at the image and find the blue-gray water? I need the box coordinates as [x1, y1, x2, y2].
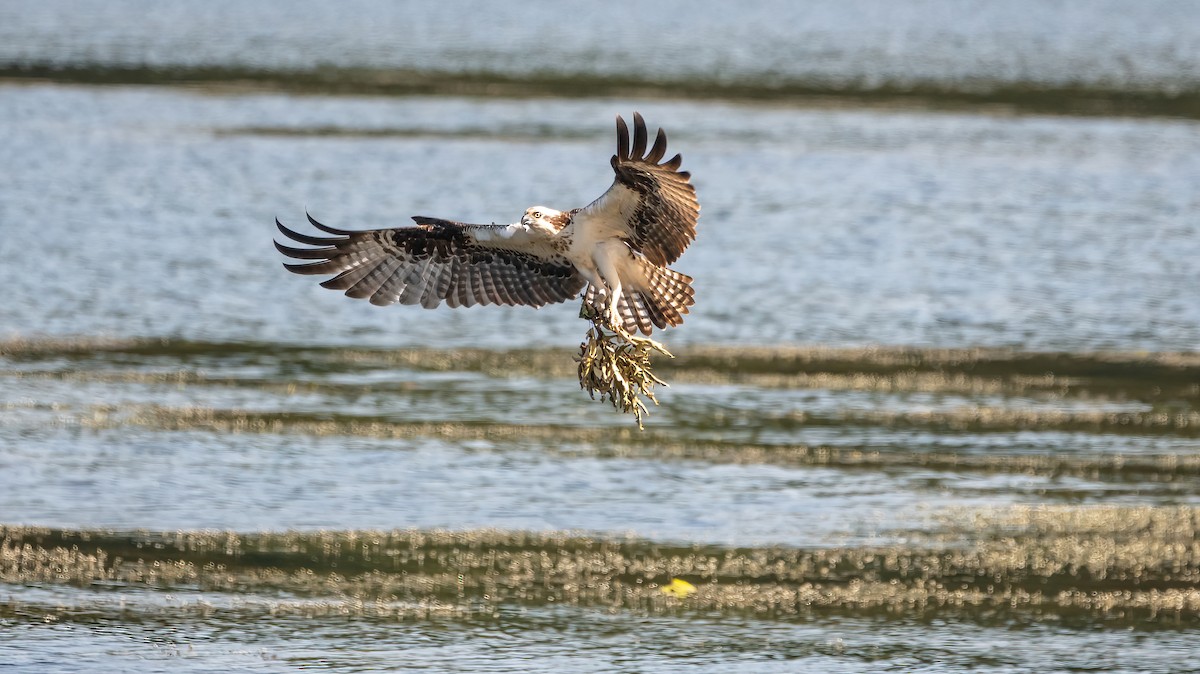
[2, 2, 1200, 672]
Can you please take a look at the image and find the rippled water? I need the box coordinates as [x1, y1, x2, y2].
[4, 0, 1200, 94]
[2, 86, 1197, 350]
[2, 2, 1200, 672]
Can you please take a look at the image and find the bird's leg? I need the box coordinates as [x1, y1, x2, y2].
[583, 248, 668, 352]
[579, 287, 670, 352]
[604, 281, 624, 333]
[591, 247, 628, 335]
[582, 288, 628, 338]
[579, 287, 617, 328]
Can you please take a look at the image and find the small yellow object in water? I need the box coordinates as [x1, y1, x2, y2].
[660, 578, 696, 598]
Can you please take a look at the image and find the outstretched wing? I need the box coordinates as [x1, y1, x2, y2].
[275, 214, 586, 309]
[574, 112, 699, 267]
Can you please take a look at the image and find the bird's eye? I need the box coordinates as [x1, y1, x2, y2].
[532, 211, 542, 219]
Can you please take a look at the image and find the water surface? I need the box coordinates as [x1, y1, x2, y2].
[2, 2, 1199, 671]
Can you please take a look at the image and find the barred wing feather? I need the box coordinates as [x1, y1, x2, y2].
[275, 214, 585, 309]
[577, 112, 699, 267]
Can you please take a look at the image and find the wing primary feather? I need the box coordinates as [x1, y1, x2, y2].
[397, 254, 435, 306]
[306, 212, 354, 236]
[283, 260, 350, 275]
[631, 112, 648, 158]
[346, 257, 397, 300]
[367, 257, 412, 305]
[646, 128, 668, 163]
[320, 263, 380, 291]
[273, 241, 338, 259]
[277, 219, 342, 246]
[615, 115, 630, 161]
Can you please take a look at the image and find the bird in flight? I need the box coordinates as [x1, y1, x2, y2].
[275, 113, 698, 336]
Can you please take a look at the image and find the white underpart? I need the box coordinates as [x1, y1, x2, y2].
[558, 186, 644, 326]
[504, 190, 649, 328]
[591, 240, 637, 326]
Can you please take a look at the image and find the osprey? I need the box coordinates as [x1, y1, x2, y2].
[275, 113, 698, 335]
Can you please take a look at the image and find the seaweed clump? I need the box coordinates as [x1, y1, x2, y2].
[576, 309, 672, 429]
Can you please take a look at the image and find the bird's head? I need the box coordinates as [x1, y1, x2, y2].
[522, 206, 568, 233]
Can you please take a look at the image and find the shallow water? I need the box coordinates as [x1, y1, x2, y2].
[3, 339, 1199, 671]
[3, 2, 1200, 672]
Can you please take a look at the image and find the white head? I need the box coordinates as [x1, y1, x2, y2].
[521, 206, 568, 233]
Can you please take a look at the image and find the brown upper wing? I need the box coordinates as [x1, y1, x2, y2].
[275, 213, 585, 309]
[576, 113, 699, 267]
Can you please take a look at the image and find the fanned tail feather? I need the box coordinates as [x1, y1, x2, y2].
[585, 262, 694, 336]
